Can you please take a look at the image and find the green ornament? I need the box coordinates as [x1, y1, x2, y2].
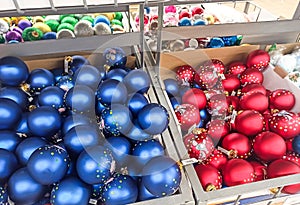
[61, 17, 78, 26]
[111, 19, 123, 27]
[74, 14, 83, 20]
[114, 12, 123, 21]
[268, 43, 277, 52]
[22, 27, 43, 41]
[45, 19, 60, 32]
[0, 34, 5, 44]
[59, 14, 75, 22]
[57, 23, 74, 32]
[81, 16, 94, 24]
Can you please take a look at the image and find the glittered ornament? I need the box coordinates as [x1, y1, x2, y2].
[0, 130, 21, 152]
[175, 104, 200, 132]
[208, 37, 225, 48]
[123, 69, 150, 94]
[94, 22, 111, 35]
[240, 68, 264, 86]
[235, 110, 264, 136]
[0, 98, 22, 130]
[176, 65, 195, 86]
[56, 74, 74, 91]
[239, 92, 269, 113]
[194, 164, 222, 191]
[249, 161, 266, 181]
[222, 74, 241, 93]
[0, 19, 9, 33]
[207, 119, 230, 144]
[0, 185, 8, 204]
[27, 68, 55, 93]
[18, 19, 32, 30]
[45, 19, 59, 32]
[103, 47, 127, 68]
[221, 36, 238, 46]
[74, 64, 102, 90]
[241, 83, 267, 95]
[22, 27, 43, 41]
[56, 29, 75, 39]
[5, 30, 22, 42]
[32, 22, 51, 33]
[182, 88, 207, 110]
[269, 89, 295, 111]
[246, 49, 270, 72]
[205, 149, 228, 170]
[61, 16, 78, 26]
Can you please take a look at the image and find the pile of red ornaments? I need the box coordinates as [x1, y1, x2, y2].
[164, 49, 300, 193]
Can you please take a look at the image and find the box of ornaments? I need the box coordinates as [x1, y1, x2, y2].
[0, 47, 194, 205]
[159, 45, 300, 204]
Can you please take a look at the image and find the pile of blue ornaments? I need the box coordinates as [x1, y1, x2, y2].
[0, 47, 182, 205]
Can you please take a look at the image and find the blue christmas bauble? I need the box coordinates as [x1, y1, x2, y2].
[64, 85, 95, 114]
[8, 168, 47, 205]
[0, 149, 18, 184]
[0, 56, 29, 86]
[32, 196, 51, 205]
[74, 65, 102, 90]
[50, 177, 91, 205]
[16, 112, 32, 136]
[27, 145, 70, 185]
[0, 98, 22, 130]
[200, 108, 210, 123]
[38, 86, 65, 110]
[15, 137, 48, 166]
[138, 181, 158, 201]
[103, 47, 127, 68]
[179, 17, 192, 26]
[61, 113, 91, 135]
[76, 145, 115, 184]
[292, 135, 300, 154]
[208, 37, 225, 48]
[97, 79, 127, 106]
[169, 96, 181, 110]
[197, 119, 206, 128]
[0, 185, 8, 204]
[27, 106, 62, 140]
[106, 68, 128, 82]
[96, 100, 106, 116]
[0, 130, 21, 152]
[51, 68, 64, 82]
[63, 124, 103, 158]
[123, 69, 150, 94]
[100, 174, 138, 205]
[193, 19, 206, 26]
[105, 136, 131, 167]
[179, 85, 190, 98]
[42, 32, 57, 40]
[164, 78, 180, 97]
[94, 15, 110, 26]
[137, 103, 169, 135]
[142, 156, 182, 197]
[91, 183, 105, 200]
[221, 36, 238, 46]
[27, 68, 55, 93]
[127, 119, 151, 141]
[56, 74, 75, 91]
[69, 55, 90, 74]
[127, 93, 149, 117]
[101, 104, 133, 136]
[0, 86, 28, 110]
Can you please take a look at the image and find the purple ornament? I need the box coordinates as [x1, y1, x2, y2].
[18, 19, 32, 30]
[5, 31, 22, 42]
[12, 27, 23, 35]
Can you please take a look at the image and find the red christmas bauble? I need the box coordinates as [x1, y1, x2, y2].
[283, 152, 300, 167]
[249, 161, 267, 182]
[269, 89, 295, 111]
[235, 110, 264, 136]
[227, 61, 246, 76]
[207, 119, 230, 144]
[150, 15, 158, 22]
[263, 110, 271, 131]
[246, 49, 270, 72]
[222, 159, 255, 186]
[179, 11, 191, 20]
[205, 149, 228, 170]
[211, 59, 225, 74]
[239, 92, 269, 113]
[221, 133, 252, 159]
[204, 89, 222, 100]
[194, 164, 222, 191]
[207, 94, 228, 116]
[253, 131, 286, 162]
[240, 68, 264, 86]
[175, 104, 201, 132]
[286, 138, 294, 152]
[182, 88, 207, 110]
[194, 64, 219, 89]
[192, 7, 204, 16]
[222, 74, 241, 93]
[226, 96, 240, 111]
[176, 65, 195, 85]
[241, 83, 267, 95]
[269, 110, 300, 139]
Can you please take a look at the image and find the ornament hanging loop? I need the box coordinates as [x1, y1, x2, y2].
[217, 146, 237, 159]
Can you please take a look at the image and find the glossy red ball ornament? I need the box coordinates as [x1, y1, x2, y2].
[286, 138, 294, 152]
[241, 83, 267, 95]
[246, 49, 270, 72]
[211, 59, 225, 74]
[222, 159, 255, 186]
[235, 110, 264, 136]
[267, 159, 300, 194]
[176, 65, 195, 85]
[192, 7, 204, 16]
[221, 133, 252, 159]
[194, 66, 219, 89]
[269, 89, 295, 111]
[205, 149, 228, 170]
[222, 74, 241, 93]
[207, 119, 230, 144]
[194, 164, 222, 191]
[179, 11, 191, 20]
[249, 161, 266, 182]
[269, 110, 300, 139]
[283, 152, 300, 167]
[240, 68, 264, 86]
[263, 110, 271, 131]
[183, 128, 214, 161]
[227, 61, 246, 76]
[226, 96, 239, 111]
[239, 92, 269, 113]
[207, 94, 228, 116]
[253, 131, 286, 162]
[182, 88, 207, 110]
[175, 104, 201, 132]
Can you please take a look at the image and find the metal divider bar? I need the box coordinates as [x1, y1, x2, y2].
[293, 1, 300, 20]
[12, 0, 24, 14]
[49, 0, 57, 12]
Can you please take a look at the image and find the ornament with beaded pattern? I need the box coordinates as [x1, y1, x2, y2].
[283, 151, 300, 166]
[176, 65, 195, 86]
[246, 49, 270, 72]
[205, 149, 228, 170]
[269, 89, 295, 111]
[194, 164, 222, 191]
[240, 68, 264, 87]
[207, 119, 230, 145]
[227, 61, 246, 76]
[0, 185, 8, 204]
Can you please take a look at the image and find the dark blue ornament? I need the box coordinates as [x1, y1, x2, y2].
[103, 47, 127, 68]
[127, 119, 151, 141]
[197, 119, 206, 128]
[96, 100, 106, 116]
[42, 32, 57, 40]
[91, 183, 104, 200]
[15, 137, 48, 166]
[76, 145, 115, 184]
[164, 78, 180, 97]
[50, 177, 91, 205]
[32, 196, 51, 205]
[179, 85, 191, 98]
[56, 74, 74, 91]
[138, 180, 158, 201]
[27, 68, 55, 94]
[142, 156, 182, 197]
[137, 103, 169, 135]
[0, 130, 21, 152]
[200, 109, 210, 123]
[101, 104, 133, 136]
[0, 98, 22, 130]
[97, 79, 127, 106]
[64, 85, 95, 114]
[0, 56, 29, 86]
[179, 17, 192, 26]
[0, 185, 8, 204]
[0, 149, 18, 184]
[105, 136, 131, 167]
[94, 15, 110, 26]
[69, 55, 90, 75]
[63, 124, 103, 158]
[74, 65, 102, 90]
[292, 135, 300, 154]
[8, 168, 47, 205]
[16, 112, 32, 136]
[61, 113, 91, 135]
[127, 93, 149, 117]
[124, 161, 142, 181]
[123, 69, 150, 94]
[27, 106, 62, 140]
[51, 68, 64, 82]
[106, 68, 128, 82]
[193, 19, 206, 26]
[208, 37, 225, 48]
[38, 86, 65, 110]
[169, 96, 181, 110]
[27, 145, 70, 185]
[100, 174, 138, 205]
[192, 83, 202, 89]
[221, 36, 238, 46]
[0, 86, 28, 110]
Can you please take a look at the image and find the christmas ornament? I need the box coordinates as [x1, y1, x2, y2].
[239, 92, 269, 113]
[192, 6, 204, 16]
[27, 68, 55, 93]
[165, 5, 177, 13]
[127, 93, 149, 117]
[103, 47, 127, 68]
[137, 103, 169, 135]
[286, 138, 294, 152]
[241, 83, 267, 95]
[182, 88, 207, 110]
[164, 78, 180, 97]
[246, 49, 270, 71]
[205, 149, 228, 170]
[94, 22, 111, 35]
[61, 113, 91, 135]
[22, 27, 43, 41]
[222, 159, 255, 186]
[208, 37, 225, 48]
[56, 29, 75, 39]
[221, 132, 252, 158]
[249, 161, 266, 181]
[91, 183, 104, 200]
[235, 110, 264, 136]
[226, 96, 240, 111]
[5, 31, 22, 42]
[0, 98, 22, 130]
[68, 55, 90, 74]
[0, 86, 28, 110]
[207, 93, 228, 116]
[50, 177, 91, 205]
[222, 74, 241, 93]
[283, 151, 300, 166]
[138, 181, 158, 201]
[94, 15, 110, 26]
[194, 66, 219, 89]
[293, 135, 300, 154]
[74, 65, 102, 90]
[221, 36, 238, 46]
[0, 185, 8, 204]
[127, 119, 151, 141]
[194, 164, 222, 191]
[210, 59, 225, 74]
[227, 61, 246, 76]
[61, 16, 78, 26]
[123, 69, 150, 94]
[32, 22, 51, 33]
[105, 136, 131, 167]
[18, 19, 32, 30]
[142, 156, 182, 197]
[175, 104, 200, 132]
[37, 86, 65, 110]
[176, 65, 195, 85]
[0, 56, 29, 86]
[76, 145, 115, 185]
[0, 149, 18, 184]
[57, 23, 74, 32]
[45, 19, 59, 32]
[106, 68, 128, 82]
[0, 130, 21, 152]
[269, 89, 295, 111]
[178, 17, 192, 26]
[240, 68, 264, 86]
[207, 119, 230, 144]
[42, 32, 57, 40]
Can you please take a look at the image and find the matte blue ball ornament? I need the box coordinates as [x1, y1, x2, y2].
[0, 86, 28, 110]
[0, 98, 22, 130]
[38, 86, 65, 110]
[123, 69, 150, 94]
[103, 47, 127, 68]
[94, 15, 110, 26]
[27, 145, 70, 185]
[292, 135, 300, 154]
[208, 37, 225, 48]
[106, 68, 128, 81]
[27, 68, 55, 94]
[16, 112, 32, 136]
[68, 55, 90, 74]
[91, 183, 105, 200]
[50, 177, 91, 205]
[179, 17, 192, 26]
[51, 67, 64, 82]
[15, 137, 48, 166]
[0, 149, 18, 184]
[61, 113, 91, 135]
[8, 168, 48, 205]
[96, 100, 106, 116]
[0, 130, 21, 152]
[127, 93, 149, 116]
[193, 19, 206, 26]
[138, 181, 158, 201]
[74, 65, 102, 90]
[100, 174, 138, 205]
[137, 103, 169, 135]
[56, 74, 74, 91]
[164, 78, 180, 97]
[42, 32, 57, 40]
[127, 119, 151, 141]
[170, 96, 181, 110]
[0, 56, 29, 86]
[0, 185, 8, 204]
[142, 156, 182, 197]
[76, 145, 115, 184]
